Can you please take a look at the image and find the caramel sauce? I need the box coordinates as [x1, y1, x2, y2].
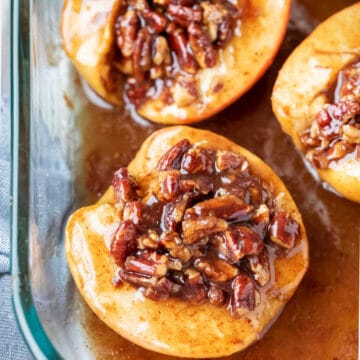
[74, 1, 359, 358]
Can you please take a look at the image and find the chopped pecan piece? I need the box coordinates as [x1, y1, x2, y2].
[185, 194, 253, 222]
[231, 273, 257, 317]
[182, 216, 228, 244]
[168, 29, 198, 73]
[137, 229, 159, 249]
[247, 248, 270, 286]
[181, 148, 214, 173]
[157, 139, 191, 171]
[129, 0, 150, 11]
[179, 268, 207, 304]
[157, 170, 181, 201]
[123, 201, 143, 225]
[219, 226, 263, 262]
[119, 268, 157, 287]
[235, 226, 264, 256]
[170, 0, 196, 6]
[270, 212, 300, 249]
[166, 4, 203, 27]
[110, 221, 137, 266]
[143, 10, 167, 33]
[171, 76, 199, 106]
[152, 36, 172, 66]
[162, 193, 192, 231]
[207, 286, 226, 306]
[145, 277, 181, 300]
[201, 2, 233, 47]
[215, 151, 244, 171]
[252, 204, 270, 239]
[169, 244, 192, 262]
[168, 257, 183, 270]
[180, 176, 213, 195]
[188, 22, 216, 68]
[216, 13, 232, 47]
[126, 78, 152, 107]
[115, 11, 139, 57]
[159, 230, 182, 249]
[194, 258, 238, 282]
[222, 0, 242, 19]
[112, 168, 136, 202]
[124, 252, 168, 277]
[132, 28, 152, 80]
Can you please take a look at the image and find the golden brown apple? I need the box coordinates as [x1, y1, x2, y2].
[65, 126, 308, 358]
[272, 3, 360, 203]
[61, 0, 290, 124]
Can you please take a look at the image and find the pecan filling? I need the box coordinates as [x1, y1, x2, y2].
[113, 0, 241, 107]
[109, 139, 301, 317]
[300, 61, 360, 169]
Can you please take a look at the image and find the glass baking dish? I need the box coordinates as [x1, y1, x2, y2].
[10, 0, 359, 359]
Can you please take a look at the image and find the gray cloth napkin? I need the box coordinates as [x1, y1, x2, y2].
[0, 1, 32, 358]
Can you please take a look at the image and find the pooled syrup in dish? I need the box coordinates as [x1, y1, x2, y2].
[74, 1, 359, 358]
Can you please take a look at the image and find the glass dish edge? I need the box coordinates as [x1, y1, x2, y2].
[10, 0, 63, 358]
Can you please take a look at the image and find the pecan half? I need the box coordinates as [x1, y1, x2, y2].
[119, 268, 157, 287]
[194, 258, 238, 282]
[115, 10, 139, 57]
[110, 221, 138, 266]
[145, 277, 181, 300]
[162, 193, 192, 231]
[252, 204, 270, 239]
[181, 148, 214, 173]
[132, 28, 152, 80]
[231, 273, 257, 317]
[179, 268, 207, 304]
[219, 226, 263, 262]
[166, 4, 203, 27]
[168, 29, 198, 74]
[180, 176, 213, 195]
[169, 244, 192, 262]
[157, 170, 181, 201]
[112, 168, 136, 203]
[215, 151, 245, 171]
[185, 194, 253, 222]
[124, 251, 168, 276]
[182, 216, 228, 244]
[143, 10, 167, 33]
[247, 248, 270, 286]
[188, 22, 216, 68]
[201, 2, 234, 47]
[270, 212, 300, 249]
[123, 200, 143, 225]
[157, 139, 191, 171]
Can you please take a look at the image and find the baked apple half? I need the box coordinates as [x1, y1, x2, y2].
[61, 0, 290, 124]
[65, 126, 309, 357]
[272, 3, 360, 203]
